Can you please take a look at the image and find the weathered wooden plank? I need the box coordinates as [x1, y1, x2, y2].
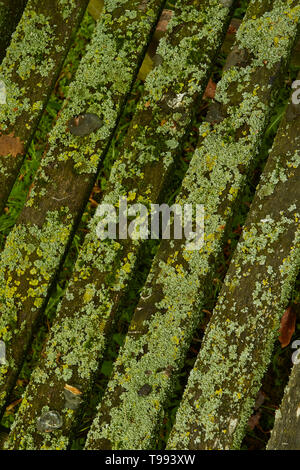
[269, 357, 300, 451]
[267, 300, 300, 448]
[0, 0, 27, 63]
[167, 75, 300, 451]
[0, 0, 90, 215]
[267, 359, 300, 450]
[0, 0, 166, 418]
[5, 0, 235, 450]
[84, 0, 300, 450]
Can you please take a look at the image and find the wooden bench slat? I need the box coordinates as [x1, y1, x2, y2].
[267, 336, 300, 449]
[267, 179, 300, 451]
[0, 0, 27, 63]
[0, 0, 90, 214]
[167, 73, 300, 451]
[0, 0, 166, 418]
[5, 0, 235, 451]
[83, 0, 300, 450]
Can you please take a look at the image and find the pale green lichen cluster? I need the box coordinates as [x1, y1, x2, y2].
[5, 0, 235, 450]
[57, 0, 77, 20]
[83, 0, 300, 450]
[0, 209, 73, 407]
[216, 1, 300, 104]
[0, 7, 55, 130]
[33, 0, 164, 178]
[0, 0, 162, 448]
[237, 2, 300, 68]
[0, 0, 89, 204]
[0, 1, 162, 315]
[0, 0, 167, 422]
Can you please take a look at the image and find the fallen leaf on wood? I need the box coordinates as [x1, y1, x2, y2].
[89, 196, 98, 208]
[5, 398, 22, 412]
[279, 305, 296, 348]
[228, 24, 237, 34]
[229, 18, 242, 33]
[16, 379, 28, 387]
[203, 78, 216, 100]
[248, 409, 262, 431]
[0, 133, 24, 157]
[64, 384, 82, 395]
[156, 9, 173, 33]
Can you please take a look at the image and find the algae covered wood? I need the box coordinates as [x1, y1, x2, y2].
[84, 0, 300, 450]
[5, 0, 235, 450]
[167, 75, 300, 451]
[0, 0, 27, 62]
[0, 0, 166, 418]
[0, 0, 90, 214]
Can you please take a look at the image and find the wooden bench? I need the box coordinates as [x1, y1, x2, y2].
[0, 0, 300, 450]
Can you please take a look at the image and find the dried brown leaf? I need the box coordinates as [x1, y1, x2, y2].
[248, 410, 262, 431]
[0, 133, 24, 157]
[156, 9, 173, 33]
[64, 384, 82, 395]
[279, 306, 296, 348]
[5, 398, 22, 412]
[203, 78, 216, 100]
